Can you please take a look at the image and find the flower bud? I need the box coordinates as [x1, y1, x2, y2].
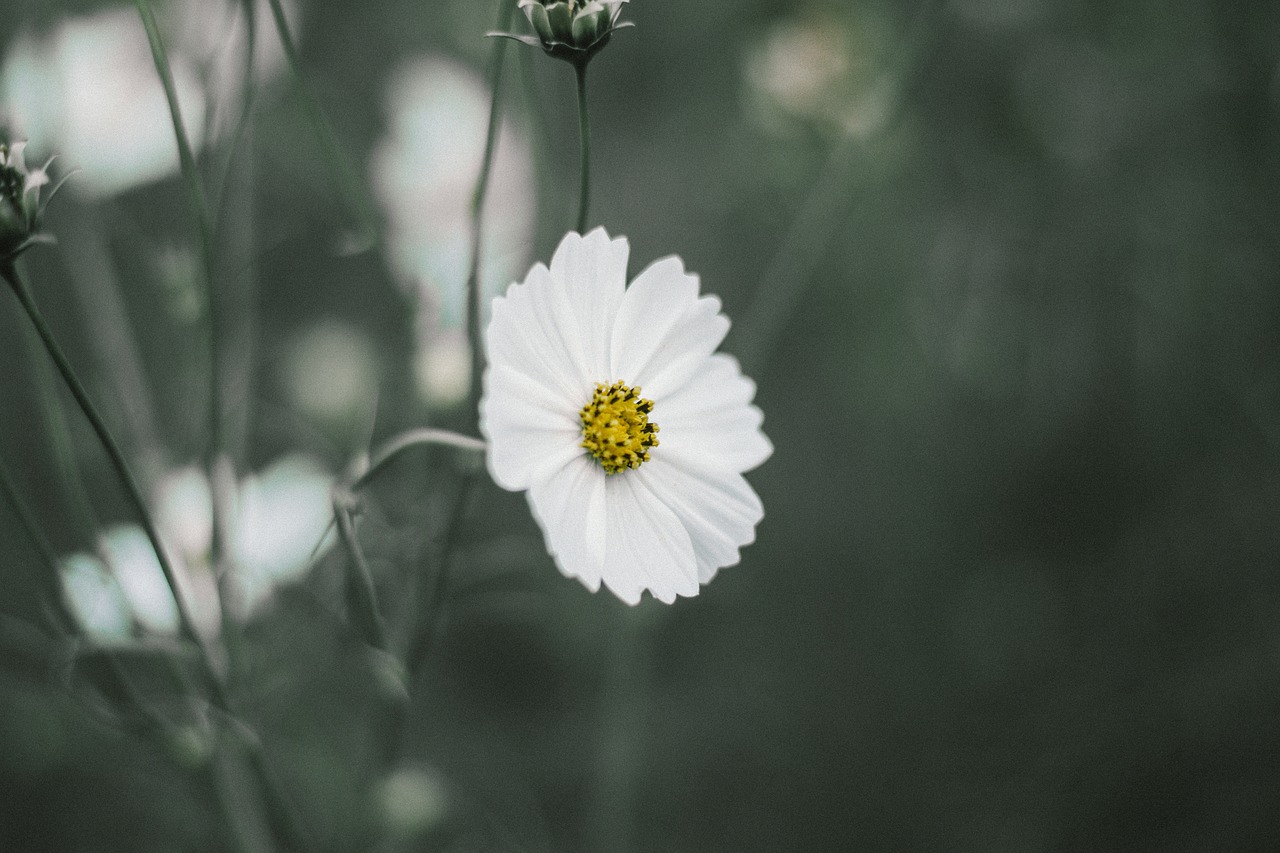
[496, 0, 632, 67]
[0, 139, 56, 264]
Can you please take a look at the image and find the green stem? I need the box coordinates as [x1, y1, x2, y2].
[466, 0, 516, 423]
[351, 428, 485, 493]
[589, 607, 647, 853]
[403, 472, 476, 681]
[575, 61, 591, 234]
[332, 490, 388, 651]
[2, 263, 204, 653]
[20, 315, 101, 545]
[265, 0, 378, 251]
[133, 0, 231, 606]
[0, 266, 312, 851]
[0, 452, 78, 635]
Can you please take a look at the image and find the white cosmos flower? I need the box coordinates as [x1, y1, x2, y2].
[480, 228, 772, 605]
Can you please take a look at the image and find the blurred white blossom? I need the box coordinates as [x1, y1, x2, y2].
[281, 319, 380, 423]
[370, 56, 535, 408]
[744, 11, 896, 139]
[59, 552, 132, 641]
[0, 0, 293, 197]
[60, 454, 334, 640]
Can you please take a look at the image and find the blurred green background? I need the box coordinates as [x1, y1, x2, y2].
[2, 0, 1280, 850]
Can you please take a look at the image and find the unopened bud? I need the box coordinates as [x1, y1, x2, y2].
[0, 139, 59, 264]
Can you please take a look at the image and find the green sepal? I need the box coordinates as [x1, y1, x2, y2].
[528, 3, 554, 42]
[486, 31, 545, 49]
[545, 2, 574, 42]
[572, 10, 602, 45]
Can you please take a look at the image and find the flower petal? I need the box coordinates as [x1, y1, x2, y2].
[600, 472, 698, 604]
[529, 456, 700, 605]
[482, 363, 583, 491]
[528, 454, 608, 592]
[548, 227, 629, 380]
[638, 458, 764, 584]
[653, 353, 773, 474]
[609, 255, 730, 400]
[487, 261, 589, 401]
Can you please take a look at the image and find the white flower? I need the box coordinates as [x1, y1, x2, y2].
[480, 228, 772, 605]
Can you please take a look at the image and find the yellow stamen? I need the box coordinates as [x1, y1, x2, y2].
[579, 381, 659, 474]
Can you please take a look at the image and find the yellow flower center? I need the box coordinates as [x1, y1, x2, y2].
[579, 381, 660, 474]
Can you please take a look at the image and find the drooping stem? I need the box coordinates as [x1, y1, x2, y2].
[466, 0, 516, 423]
[575, 61, 592, 234]
[351, 428, 485, 493]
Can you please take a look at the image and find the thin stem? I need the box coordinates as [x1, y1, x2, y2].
[332, 491, 388, 651]
[133, 0, 231, 610]
[466, 0, 516, 422]
[589, 606, 648, 853]
[575, 62, 591, 234]
[403, 473, 476, 680]
[2, 263, 204, 654]
[0, 267, 313, 850]
[351, 428, 485, 493]
[0, 452, 78, 635]
[265, 0, 378, 251]
[19, 314, 101, 544]
[733, 0, 946, 374]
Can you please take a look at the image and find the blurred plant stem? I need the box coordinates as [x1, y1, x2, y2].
[466, 0, 516, 426]
[265, 0, 378, 252]
[734, 132, 867, 375]
[575, 62, 592, 234]
[1, 260, 309, 852]
[0, 453, 78, 635]
[589, 606, 649, 853]
[18, 315, 101, 542]
[2, 262, 205, 654]
[350, 428, 486, 492]
[209, 15, 264, 632]
[735, 0, 944, 375]
[133, 0, 235, 633]
[0, 456, 273, 853]
[379, 468, 478, 776]
[332, 488, 388, 651]
[329, 428, 485, 655]
[59, 204, 164, 470]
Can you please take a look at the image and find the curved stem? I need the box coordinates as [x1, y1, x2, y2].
[351, 428, 485, 493]
[333, 427, 483, 650]
[575, 62, 592, 234]
[466, 0, 516, 423]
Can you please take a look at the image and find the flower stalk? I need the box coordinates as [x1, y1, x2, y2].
[575, 61, 592, 233]
[466, 0, 517, 423]
[1, 263, 313, 853]
[1, 263, 207, 652]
